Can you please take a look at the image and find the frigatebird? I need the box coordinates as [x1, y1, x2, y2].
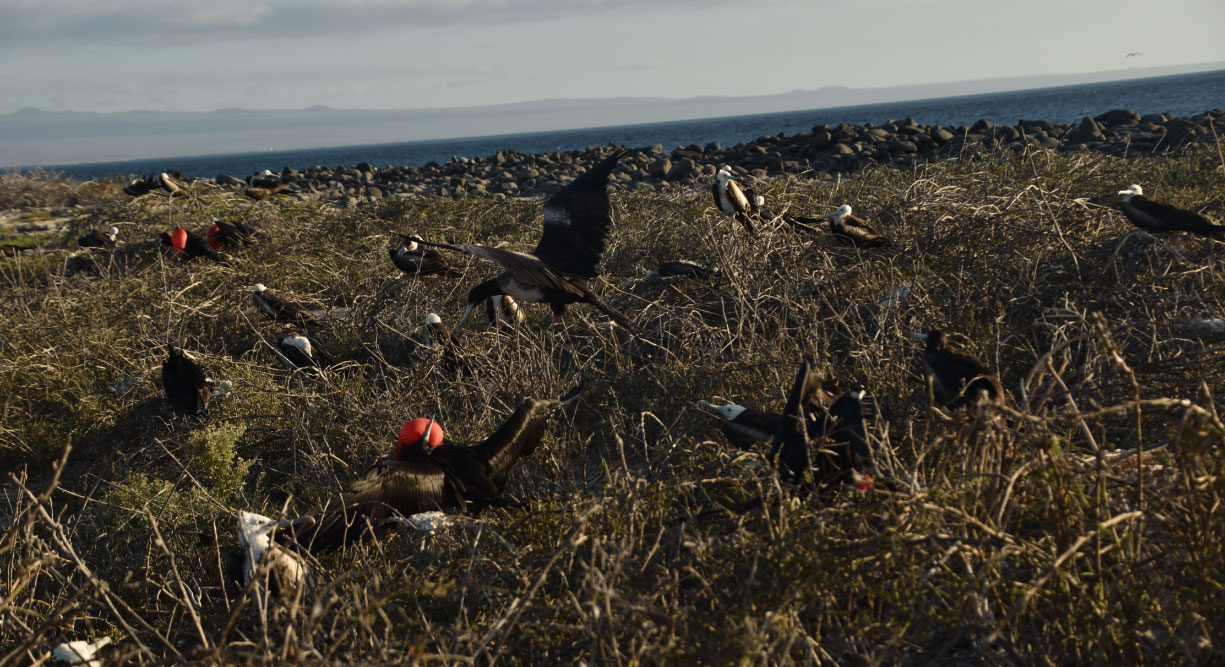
[820, 204, 891, 247]
[252, 284, 319, 327]
[411, 150, 635, 331]
[123, 174, 156, 197]
[162, 347, 211, 415]
[911, 330, 1003, 409]
[207, 219, 255, 248]
[770, 360, 875, 487]
[1117, 184, 1225, 238]
[712, 167, 760, 236]
[646, 260, 717, 281]
[391, 238, 461, 277]
[236, 511, 312, 609]
[157, 171, 187, 198]
[293, 390, 578, 552]
[699, 372, 841, 451]
[159, 227, 220, 261]
[277, 332, 332, 370]
[78, 226, 118, 249]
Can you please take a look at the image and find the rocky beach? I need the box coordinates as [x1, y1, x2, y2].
[222, 108, 1225, 206]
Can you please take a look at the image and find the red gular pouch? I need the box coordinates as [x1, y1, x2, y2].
[394, 417, 445, 460]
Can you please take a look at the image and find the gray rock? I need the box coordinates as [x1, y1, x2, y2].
[970, 119, 994, 133]
[216, 173, 243, 186]
[1095, 109, 1141, 126]
[1064, 116, 1104, 144]
[648, 159, 672, 178]
[931, 127, 955, 144]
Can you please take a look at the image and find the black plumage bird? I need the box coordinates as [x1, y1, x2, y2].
[712, 167, 760, 236]
[293, 394, 573, 552]
[912, 330, 1003, 409]
[162, 347, 210, 415]
[78, 226, 118, 248]
[390, 238, 461, 277]
[207, 219, 255, 249]
[820, 204, 891, 247]
[768, 361, 875, 487]
[1117, 184, 1225, 238]
[411, 150, 635, 331]
[159, 227, 220, 261]
[123, 174, 156, 197]
[699, 373, 841, 451]
[646, 260, 717, 281]
[277, 332, 332, 370]
[252, 284, 319, 327]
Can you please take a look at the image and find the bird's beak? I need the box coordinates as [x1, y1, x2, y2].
[419, 416, 437, 452]
[455, 302, 477, 332]
[697, 400, 717, 411]
[910, 333, 928, 340]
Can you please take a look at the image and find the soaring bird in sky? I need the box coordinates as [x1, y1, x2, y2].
[412, 150, 635, 331]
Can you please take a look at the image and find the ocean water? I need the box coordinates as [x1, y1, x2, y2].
[47, 69, 1225, 182]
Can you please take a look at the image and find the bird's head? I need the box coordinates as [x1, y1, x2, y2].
[252, 283, 267, 294]
[281, 332, 311, 357]
[715, 168, 735, 185]
[1118, 184, 1143, 198]
[395, 417, 444, 459]
[821, 204, 853, 220]
[697, 400, 747, 421]
[105, 226, 119, 241]
[911, 329, 948, 352]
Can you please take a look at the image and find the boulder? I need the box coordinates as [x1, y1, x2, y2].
[1095, 109, 1141, 126]
[1064, 116, 1104, 144]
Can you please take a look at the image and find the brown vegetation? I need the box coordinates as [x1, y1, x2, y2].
[2, 142, 1224, 664]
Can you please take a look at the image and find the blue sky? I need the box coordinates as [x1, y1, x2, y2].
[2, 0, 1223, 113]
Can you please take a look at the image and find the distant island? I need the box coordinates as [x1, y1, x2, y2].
[2, 60, 1222, 168]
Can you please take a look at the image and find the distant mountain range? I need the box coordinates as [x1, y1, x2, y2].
[3, 61, 1222, 168]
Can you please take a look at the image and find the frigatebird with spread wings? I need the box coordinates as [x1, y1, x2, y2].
[411, 150, 635, 331]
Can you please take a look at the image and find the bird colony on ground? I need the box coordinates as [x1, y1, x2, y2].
[33, 143, 1225, 659]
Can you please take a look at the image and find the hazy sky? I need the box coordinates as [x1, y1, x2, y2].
[2, 0, 1223, 114]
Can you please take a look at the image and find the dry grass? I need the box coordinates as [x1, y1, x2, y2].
[3, 143, 1225, 664]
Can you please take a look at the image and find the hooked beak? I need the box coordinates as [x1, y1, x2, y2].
[697, 400, 718, 412]
[910, 333, 929, 340]
[419, 416, 436, 453]
[455, 302, 477, 332]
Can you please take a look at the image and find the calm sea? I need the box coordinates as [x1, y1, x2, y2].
[46, 69, 1225, 182]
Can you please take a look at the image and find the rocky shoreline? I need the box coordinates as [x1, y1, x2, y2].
[197, 107, 1225, 207]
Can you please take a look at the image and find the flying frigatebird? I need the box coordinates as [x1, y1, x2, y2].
[411, 150, 635, 331]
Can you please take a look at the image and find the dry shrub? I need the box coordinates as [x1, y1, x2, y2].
[2, 143, 1224, 664]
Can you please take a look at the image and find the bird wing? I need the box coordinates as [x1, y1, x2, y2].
[840, 214, 890, 247]
[475, 398, 562, 490]
[770, 360, 814, 483]
[532, 150, 626, 279]
[444, 242, 585, 296]
[296, 459, 454, 552]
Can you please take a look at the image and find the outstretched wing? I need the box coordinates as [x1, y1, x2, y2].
[475, 398, 563, 490]
[295, 459, 454, 552]
[770, 360, 814, 483]
[411, 239, 586, 297]
[533, 150, 626, 279]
